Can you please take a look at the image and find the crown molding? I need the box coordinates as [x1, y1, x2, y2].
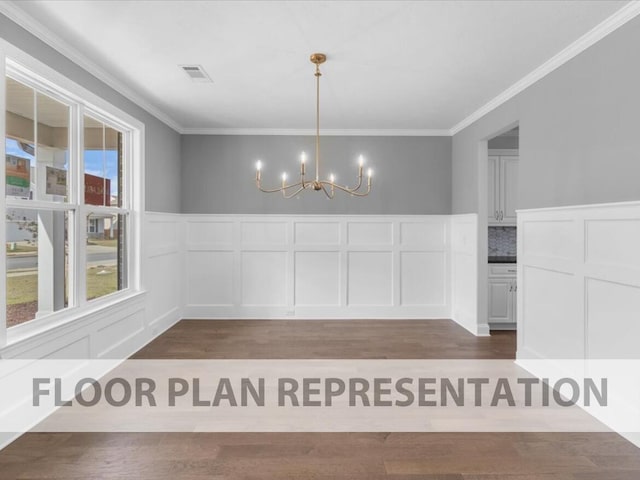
[0, 0, 183, 133]
[450, 0, 640, 135]
[3, 0, 639, 138]
[181, 128, 452, 136]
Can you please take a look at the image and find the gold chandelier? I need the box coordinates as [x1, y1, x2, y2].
[255, 53, 373, 199]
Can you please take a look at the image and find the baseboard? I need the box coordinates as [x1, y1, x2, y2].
[182, 306, 451, 320]
[0, 432, 20, 452]
[476, 323, 491, 336]
[0, 307, 182, 452]
[489, 323, 516, 331]
[451, 313, 490, 337]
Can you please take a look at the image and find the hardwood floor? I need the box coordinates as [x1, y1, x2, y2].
[1, 319, 638, 479]
[131, 319, 516, 359]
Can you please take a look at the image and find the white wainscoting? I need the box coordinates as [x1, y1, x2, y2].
[451, 214, 485, 335]
[183, 215, 452, 319]
[0, 212, 183, 449]
[143, 212, 184, 342]
[0, 212, 182, 361]
[517, 201, 640, 360]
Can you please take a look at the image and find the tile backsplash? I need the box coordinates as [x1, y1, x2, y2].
[488, 226, 517, 256]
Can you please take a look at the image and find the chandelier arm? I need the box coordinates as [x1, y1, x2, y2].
[319, 173, 364, 192]
[337, 173, 363, 193]
[282, 185, 308, 199]
[256, 179, 304, 193]
[320, 181, 371, 197]
[319, 182, 335, 199]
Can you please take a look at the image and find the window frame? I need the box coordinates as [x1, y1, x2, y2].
[0, 39, 145, 347]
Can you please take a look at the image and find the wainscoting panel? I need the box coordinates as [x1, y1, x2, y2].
[517, 201, 640, 360]
[1, 212, 183, 361]
[294, 222, 340, 245]
[450, 214, 484, 335]
[186, 220, 234, 249]
[586, 278, 640, 359]
[347, 251, 393, 306]
[186, 251, 234, 306]
[400, 252, 446, 306]
[347, 221, 393, 246]
[521, 265, 581, 359]
[184, 215, 451, 319]
[241, 251, 288, 306]
[241, 221, 288, 245]
[294, 251, 341, 306]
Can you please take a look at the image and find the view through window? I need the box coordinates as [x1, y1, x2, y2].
[5, 74, 130, 328]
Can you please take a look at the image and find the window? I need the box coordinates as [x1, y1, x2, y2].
[2, 53, 142, 334]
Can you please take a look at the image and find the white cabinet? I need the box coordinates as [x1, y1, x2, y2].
[488, 154, 518, 225]
[488, 266, 517, 328]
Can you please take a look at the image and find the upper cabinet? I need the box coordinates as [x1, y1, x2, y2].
[488, 154, 518, 225]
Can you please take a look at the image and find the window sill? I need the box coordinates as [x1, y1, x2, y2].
[3, 290, 148, 353]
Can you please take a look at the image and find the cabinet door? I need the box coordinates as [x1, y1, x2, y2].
[488, 279, 512, 323]
[500, 156, 519, 224]
[488, 156, 500, 225]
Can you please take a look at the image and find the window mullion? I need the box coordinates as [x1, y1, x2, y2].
[76, 105, 87, 307]
[66, 101, 80, 309]
[0, 47, 7, 347]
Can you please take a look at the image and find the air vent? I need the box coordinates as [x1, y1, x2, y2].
[179, 65, 212, 83]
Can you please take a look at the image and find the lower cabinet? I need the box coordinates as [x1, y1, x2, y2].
[488, 269, 517, 329]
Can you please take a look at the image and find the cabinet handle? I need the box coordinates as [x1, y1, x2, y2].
[507, 269, 516, 273]
[494, 210, 499, 220]
[500, 211, 504, 221]
[509, 284, 513, 292]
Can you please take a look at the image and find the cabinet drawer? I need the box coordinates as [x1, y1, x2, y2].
[489, 265, 517, 276]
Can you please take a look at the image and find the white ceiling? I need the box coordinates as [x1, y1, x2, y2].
[5, 1, 633, 133]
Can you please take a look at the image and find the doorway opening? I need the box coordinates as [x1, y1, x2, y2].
[486, 126, 519, 332]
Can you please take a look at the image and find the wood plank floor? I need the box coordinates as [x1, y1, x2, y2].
[1, 319, 638, 479]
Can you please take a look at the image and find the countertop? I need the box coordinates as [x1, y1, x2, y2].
[488, 256, 516, 264]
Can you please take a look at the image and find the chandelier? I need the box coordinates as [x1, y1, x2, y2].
[255, 53, 373, 199]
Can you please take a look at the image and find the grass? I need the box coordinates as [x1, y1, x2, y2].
[6, 244, 38, 254]
[86, 266, 118, 300]
[6, 267, 118, 305]
[87, 239, 117, 248]
[6, 274, 38, 304]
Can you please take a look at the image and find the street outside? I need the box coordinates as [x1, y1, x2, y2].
[6, 241, 120, 327]
[7, 243, 117, 272]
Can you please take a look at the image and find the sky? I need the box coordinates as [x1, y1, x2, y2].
[6, 138, 119, 195]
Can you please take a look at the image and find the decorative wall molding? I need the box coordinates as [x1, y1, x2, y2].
[450, 214, 485, 336]
[450, 1, 640, 135]
[181, 128, 451, 137]
[3, 0, 638, 137]
[0, 0, 182, 133]
[517, 201, 640, 360]
[0, 212, 183, 360]
[183, 215, 452, 319]
[517, 201, 640, 448]
[0, 212, 183, 449]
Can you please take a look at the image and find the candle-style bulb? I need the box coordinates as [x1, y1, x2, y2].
[282, 172, 287, 182]
[367, 168, 373, 177]
[329, 173, 335, 183]
[256, 160, 262, 171]
[358, 155, 364, 167]
[301, 152, 306, 164]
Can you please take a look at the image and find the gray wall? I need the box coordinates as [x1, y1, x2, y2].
[1, 14, 182, 213]
[181, 135, 451, 214]
[487, 135, 518, 150]
[453, 15, 640, 213]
